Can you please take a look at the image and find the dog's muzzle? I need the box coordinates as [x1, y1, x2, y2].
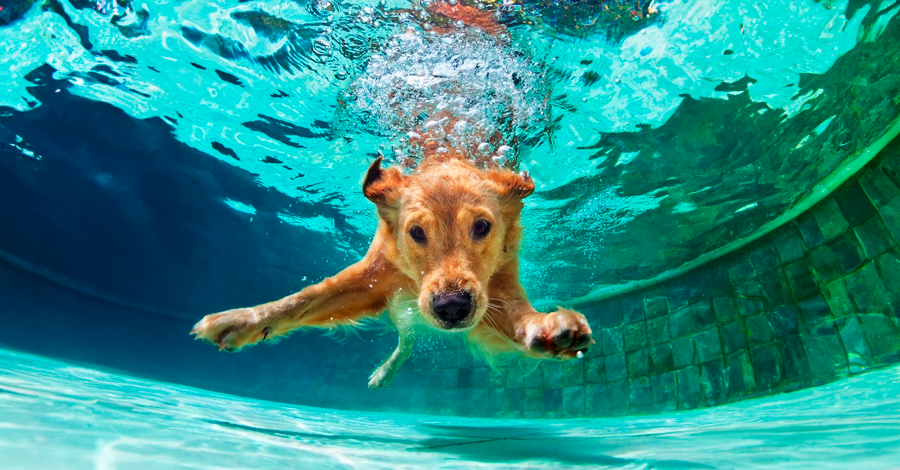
[432, 291, 473, 329]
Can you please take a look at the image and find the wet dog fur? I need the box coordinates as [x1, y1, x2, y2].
[191, 153, 593, 388]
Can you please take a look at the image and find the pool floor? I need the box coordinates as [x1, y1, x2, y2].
[0, 348, 898, 469]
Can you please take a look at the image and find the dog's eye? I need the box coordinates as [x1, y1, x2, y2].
[472, 220, 491, 239]
[408, 225, 427, 244]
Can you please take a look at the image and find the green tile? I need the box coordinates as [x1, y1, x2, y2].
[875, 250, 900, 309]
[713, 297, 738, 322]
[585, 358, 605, 384]
[798, 213, 826, 248]
[720, 322, 748, 355]
[861, 167, 900, 208]
[585, 384, 608, 416]
[826, 234, 863, 273]
[857, 313, 900, 358]
[700, 359, 726, 406]
[627, 349, 649, 378]
[800, 325, 848, 376]
[854, 216, 894, 259]
[784, 259, 820, 301]
[839, 316, 874, 371]
[807, 245, 843, 283]
[644, 296, 669, 319]
[773, 224, 807, 264]
[562, 386, 585, 415]
[746, 314, 776, 344]
[647, 316, 670, 346]
[694, 328, 723, 363]
[628, 376, 653, 410]
[624, 321, 648, 352]
[561, 360, 585, 386]
[834, 182, 877, 226]
[650, 344, 674, 374]
[651, 371, 677, 411]
[822, 280, 855, 318]
[605, 354, 627, 382]
[672, 336, 695, 367]
[751, 345, 782, 390]
[844, 262, 892, 314]
[676, 366, 702, 410]
[724, 352, 755, 396]
[813, 197, 849, 241]
[878, 196, 900, 241]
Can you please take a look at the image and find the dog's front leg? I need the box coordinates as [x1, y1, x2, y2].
[368, 303, 419, 389]
[191, 252, 403, 352]
[368, 332, 414, 389]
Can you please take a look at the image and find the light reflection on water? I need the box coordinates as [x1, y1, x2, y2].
[1, 0, 890, 306]
[1, 348, 898, 469]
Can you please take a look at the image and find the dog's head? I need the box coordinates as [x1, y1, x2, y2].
[363, 155, 534, 331]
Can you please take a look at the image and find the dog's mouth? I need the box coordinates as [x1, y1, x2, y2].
[429, 290, 478, 330]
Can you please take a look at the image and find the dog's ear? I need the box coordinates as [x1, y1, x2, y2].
[363, 155, 405, 208]
[486, 169, 535, 202]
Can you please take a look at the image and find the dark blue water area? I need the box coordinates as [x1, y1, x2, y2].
[0, 64, 392, 406]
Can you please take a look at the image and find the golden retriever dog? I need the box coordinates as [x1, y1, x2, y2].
[191, 151, 593, 388]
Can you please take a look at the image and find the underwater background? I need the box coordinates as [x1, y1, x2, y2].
[2, 0, 900, 467]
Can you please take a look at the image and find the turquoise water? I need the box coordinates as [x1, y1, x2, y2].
[3, 0, 900, 467]
[3, 0, 899, 305]
[2, 347, 899, 469]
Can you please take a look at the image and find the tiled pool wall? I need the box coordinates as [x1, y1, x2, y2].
[324, 137, 900, 418]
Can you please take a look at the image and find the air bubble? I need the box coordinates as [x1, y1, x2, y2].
[452, 120, 468, 134]
[313, 38, 333, 57]
[340, 30, 549, 163]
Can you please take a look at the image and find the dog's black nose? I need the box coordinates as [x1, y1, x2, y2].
[433, 292, 472, 327]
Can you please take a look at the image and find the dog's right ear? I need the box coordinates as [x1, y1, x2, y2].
[486, 169, 535, 203]
[363, 155, 404, 208]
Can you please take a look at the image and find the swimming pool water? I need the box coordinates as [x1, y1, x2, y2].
[3, 0, 899, 307]
[2, 347, 898, 469]
[3, 0, 900, 467]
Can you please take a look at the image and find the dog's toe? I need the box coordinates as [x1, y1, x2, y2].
[553, 328, 574, 348]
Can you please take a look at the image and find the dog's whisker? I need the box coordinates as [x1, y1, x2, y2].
[487, 297, 512, 312]
[487, 303, 512, 318]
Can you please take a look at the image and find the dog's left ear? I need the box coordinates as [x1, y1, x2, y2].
[486, 169, 535, 202]
[363, 155, 405, 208]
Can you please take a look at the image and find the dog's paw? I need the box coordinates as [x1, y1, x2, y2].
[516, 308, 593, 360]
[190, 308, 270, 352]
[368, 366, 391, 389]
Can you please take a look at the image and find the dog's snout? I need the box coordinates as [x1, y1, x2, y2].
[432, 291, 473, 328]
